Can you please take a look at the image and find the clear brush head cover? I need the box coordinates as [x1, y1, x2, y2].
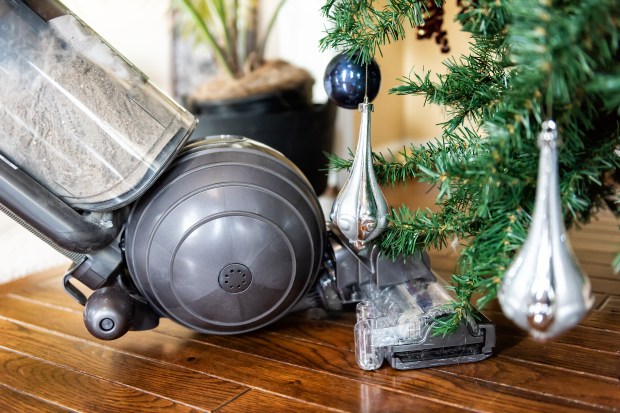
[354, 277, 454, 370]
[0, 0, 196, 211]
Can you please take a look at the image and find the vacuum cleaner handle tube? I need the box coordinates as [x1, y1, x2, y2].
[0, 155, 121, 254]
[0, 155, 129, 296]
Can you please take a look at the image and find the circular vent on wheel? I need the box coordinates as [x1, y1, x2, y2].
[218, 263, 252, 293]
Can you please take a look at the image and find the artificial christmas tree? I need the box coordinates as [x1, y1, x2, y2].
[321, 0, 619, 335]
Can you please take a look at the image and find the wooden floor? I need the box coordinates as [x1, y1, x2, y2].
[0, 211, 618, 412]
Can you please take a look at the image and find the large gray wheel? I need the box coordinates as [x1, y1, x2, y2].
[125, 137, 324, 334]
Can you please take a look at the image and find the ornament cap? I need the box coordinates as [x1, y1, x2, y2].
[538, 120, 561, 148]
[358, 101, 374, 113]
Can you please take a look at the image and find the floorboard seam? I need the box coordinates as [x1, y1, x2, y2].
[255, 328, 617, 412]
[0, 344, 212, 413]
[0, 316, 246, 409]
[0, 382, 77, 412]
[496, 352, 620, 383]
[211, 387, 252, 412]
[0, 314, 400, 412]
[434, 364, 617, 412]
[3, 292, 82, 315]
[154, 330, 484, 413]
[597, 295, 613, 311]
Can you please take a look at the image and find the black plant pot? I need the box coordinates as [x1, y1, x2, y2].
[188, 90, 336, 195]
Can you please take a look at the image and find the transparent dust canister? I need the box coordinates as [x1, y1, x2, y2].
[0, 0, 196, 211]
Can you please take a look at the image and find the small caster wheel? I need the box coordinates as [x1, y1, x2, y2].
[83, 287, 133, 340]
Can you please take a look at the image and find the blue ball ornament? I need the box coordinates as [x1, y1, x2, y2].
[323, 52, 381, 109]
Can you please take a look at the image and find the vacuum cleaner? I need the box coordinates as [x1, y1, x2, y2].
[0, 0, 494, 370]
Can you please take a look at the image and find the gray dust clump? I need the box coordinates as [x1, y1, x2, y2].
[0, 7, 190, 210]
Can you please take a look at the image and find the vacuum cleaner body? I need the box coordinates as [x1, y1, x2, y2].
[124, 138, 325, 335]
[0, 0, 494, 370]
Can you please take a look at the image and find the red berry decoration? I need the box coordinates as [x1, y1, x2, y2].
[323, 52, 381, 109]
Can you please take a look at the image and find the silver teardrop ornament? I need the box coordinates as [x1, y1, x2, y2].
[330, 101, 388, 250]
[498, 120, 593, 340]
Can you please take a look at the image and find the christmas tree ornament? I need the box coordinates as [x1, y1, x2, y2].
[330, 98, 388, 249]
[499, 120, 594, 340]
[416, 0, 450, 53]
[323, 52, 381, 109]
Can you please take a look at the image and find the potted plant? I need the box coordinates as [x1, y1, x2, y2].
[173, 0, 336, 194]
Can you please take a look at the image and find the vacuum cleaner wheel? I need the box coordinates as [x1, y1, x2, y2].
[124, 137, 324, 334]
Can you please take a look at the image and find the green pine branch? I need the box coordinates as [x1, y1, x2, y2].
[390, 33, 509, 133]
[319, 0, 444, 64]
[322, 0, 620, 333]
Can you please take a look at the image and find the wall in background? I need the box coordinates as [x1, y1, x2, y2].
[262, 0, 334, 103]
[60, 0, 333, 102]
[58, 1, 472, 152]
[59, 0, 471, 148]
[351, 1, 471, 149]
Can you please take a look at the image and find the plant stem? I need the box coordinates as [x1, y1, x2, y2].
[236, 0, 257, 74]
[256, 0, 288, 64]
[176, 0, 235, 77]
[210, 0, 238, 74]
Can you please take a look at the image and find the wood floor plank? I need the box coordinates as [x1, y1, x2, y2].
[591, 278, 620, 296]
[0, 266, 65, 294]
[270, 313, 620, 409]
[593, 293, 609, 310]
[577, 249, 618, 266]
[494, 333, 619, 379]
[569, 227, 620, 241]
[159, 320, 617, 412]
[0, 348, 199, 412]
[582, 310, 620, 333]
[279, 309, 620, 357]
[8, 284, 606, 408]
[0, 295, 462, 413]
[571, 225, 620, 236]
[435, 355, 619, 410]
[0, 384, 73, 413]
[6, 282, 617, 410]
[570, 238, 619, 255]
[580, 262, 616, 280]
[215, 390, 343, 413]
[599, 297, 620, 313]
[267, 314, 620, 409]
[270, 313, 356, 351]
[0, 317, 247, 412]
[9, 274, 86, 311]
[484, 310, 620, 354]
